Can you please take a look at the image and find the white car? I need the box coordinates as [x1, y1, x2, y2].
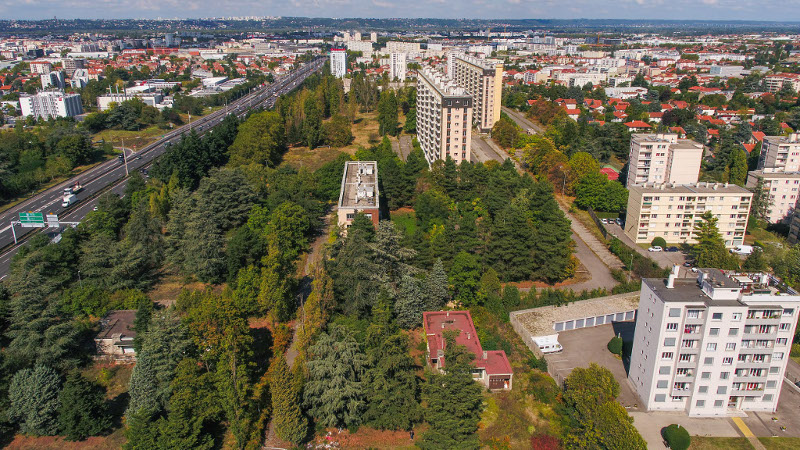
[648, 246, 663, 252]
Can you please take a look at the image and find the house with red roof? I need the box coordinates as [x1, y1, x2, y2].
[648, 112, 664, 123]
[742, 143, 756, 154]
[423, 311, 513, 390]
[624, 120, 651, 131]
[669, 126, 687, 138]
[612, 111, 628, 122]
[751, 131, 765, 144]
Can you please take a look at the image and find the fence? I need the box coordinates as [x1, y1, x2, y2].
[587, 207, 609, 240]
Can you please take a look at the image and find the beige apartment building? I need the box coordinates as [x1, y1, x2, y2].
[627, 133, 704, 187]
[746, 133, 800, 224]
[451, 54, 502, 132]
[624, 183, 752, 248]
[416, 67, 473, 166]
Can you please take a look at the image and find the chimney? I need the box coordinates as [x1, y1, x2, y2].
[467, 332, 471, 340]
[441, 322, 445, 329]
[667, 273, 675, 289]
[482, 351, 488, 360]
[672, 264, 680, 277]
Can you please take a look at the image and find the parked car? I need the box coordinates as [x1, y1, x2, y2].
[683, 261, 694, 267]
[648, 246, 663, 252]
[666, 246, 679, 252]
[615, 218, 623, 226]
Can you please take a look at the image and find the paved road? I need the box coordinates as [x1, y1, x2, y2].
[470, 134, 506, 164]
[501, 106, 546, 134]
[605, 222, 689, 272]
[399, 135, 412, 161]
[0, 59, 326, 279]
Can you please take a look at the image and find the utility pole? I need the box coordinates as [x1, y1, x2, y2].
[121, 137, 129, 176]
[10, 222, 17, 244]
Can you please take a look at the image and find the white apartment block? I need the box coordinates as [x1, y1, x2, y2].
[746, 133, 800, 223]
[29, 60, 51, 74]
[624, 183, 751, 248]
[451, 54, 502, 132]
[19, 91, 83, 120]
[345, 40, 373, 57]
[416, 67, 473, 166]
[764, 74, 800, 94]
[389, 53, 407, 81]
[627, 133, 704, 187]
[629, 268, 800, 417]
[329, 49, 347, 79]
[385, 41, 421, 55]
[41, 71, 65, 90]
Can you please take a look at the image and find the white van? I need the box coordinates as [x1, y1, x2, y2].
[730, 245, 755, 255]
[533, 335, 563, 354]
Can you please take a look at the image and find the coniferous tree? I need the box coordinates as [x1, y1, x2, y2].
[448, 251, 481, 306]
[420, 331, 483, 449]
[363, 332, 422, 430]
[9, 365, 62, 436]
[378, 90, 399, 136]
[487, 200, 535, 281]
[304, 325, 368, 428]
[395, 275, 425, 329]
[270, 355, 307, 444]
[692, 212, 740, 269]
[57, 373, 111, 441]
[424, 258, 449, 311]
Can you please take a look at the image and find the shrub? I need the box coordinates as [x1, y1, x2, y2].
[527, 372, 559, 404]
[662, 424, 690, 450]
[791, 343, 800, 358]
[651, 237, 667, 248]
[607, 336, 623, 356]
[530, 433, 561, 450]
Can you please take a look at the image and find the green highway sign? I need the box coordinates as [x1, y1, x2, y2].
[19, 212, 45, 227]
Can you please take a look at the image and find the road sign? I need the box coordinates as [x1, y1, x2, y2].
[19, 212, 45, 228]
[46, 214, 59, 227]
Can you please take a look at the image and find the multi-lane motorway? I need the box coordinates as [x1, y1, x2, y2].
[0, 58, 325, 279]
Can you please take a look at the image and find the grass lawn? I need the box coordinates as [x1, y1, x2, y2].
[391, 208, 417, 236]
[146, 272, 221, 306]
[759, 437, 800, 450]
[689, 436, 754, 450]
[93, 125, 169, 152]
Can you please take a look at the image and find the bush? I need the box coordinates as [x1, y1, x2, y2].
[791, 343, 800, 358]
[527, 372, 559, 404]
[607, 336, 623, 356]
[651, 237, 667, 248]
[662, 424, 690, 450]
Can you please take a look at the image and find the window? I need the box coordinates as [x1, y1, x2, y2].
[723, 357, 733, 365]
[729, 328, 739, 336]
[717, 386, 727, 394]
[666, 323, 678, 331]
[767, 380, 777, 388]
[701, 372, 711, 379]
[764, 394, 774, 402]
[780, 323, 791, 331]
[783, 308, 794, 316]
[704, 357, 714, 365]
[706, 343, 717, 351]
[733, 313, 742, 321]
[712, 313, 723, 320]
[657, 380, 668, 389]
[726, 343, 736, 351]
[714, 400, 724, 407]
[698, 386, 708, 393]
[770, 367, 780, 374]
[659, 366, 671, 375]
[720, 372, 730, 380]
[710, 328, 720, 336]
[662, 352, 674, 360]
[664, 338, 676, 347]
[669, 308, 681, 317]
[655, 394, 666, 402]
[773, 352, 784, 361]
[777, 338, 788, 345]
[687, 310, 701, 319]
[696, 400, 705, 407]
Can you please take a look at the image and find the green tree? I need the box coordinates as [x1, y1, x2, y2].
[742, 247, 768, 271]
[403, 107, 417, 133]
[728, 149, 748, 186]
[692, 212, 740, 270]
[395, 274, 425, 329]
[9, 365, 62, 436]
[448, 251, 481, 307]
[323, 114, 354, 147]
[424, 258, 449, 311]
[420, 331, 483, 449]
[228, 110, 285, 167]
[304, 325, 368, 428]
[304, 95, 324, 148]
[270, 355, 307, 444]
[363, 332, 421, 430]
[58, 373, 111, 441]
[378, 90, 399, 136]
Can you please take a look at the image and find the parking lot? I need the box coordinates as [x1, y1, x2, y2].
[604, 222, 691, 272]
[544, 322, 640, 408]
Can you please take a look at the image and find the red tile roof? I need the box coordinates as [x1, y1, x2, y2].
[742, 143, 756, 153]
[752, 131, 765, 142]
[624, 120, 651, 129]
[423, 311, 512, 376]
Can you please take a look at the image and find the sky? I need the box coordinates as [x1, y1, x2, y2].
[2, 0, 800, 22]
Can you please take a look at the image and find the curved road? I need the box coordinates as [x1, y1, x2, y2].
[0, 58, 326, 279]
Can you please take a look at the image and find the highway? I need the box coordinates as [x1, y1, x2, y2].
[0, 58, 326, 279]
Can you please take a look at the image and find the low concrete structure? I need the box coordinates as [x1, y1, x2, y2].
[94, 310, 137, 359]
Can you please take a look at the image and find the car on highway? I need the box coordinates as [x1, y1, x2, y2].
[648, 246, 663, 252]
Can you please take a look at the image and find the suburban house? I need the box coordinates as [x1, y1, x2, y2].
[423, 310, 513, 390]
[94, 310, 137, 359]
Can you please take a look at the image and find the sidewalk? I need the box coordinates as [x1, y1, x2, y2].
[555, 198, 624, 271]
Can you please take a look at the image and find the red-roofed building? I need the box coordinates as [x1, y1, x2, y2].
[600, 167, 619, 181]
[669, 126, 687, 137]
[742, 143, 756, 154]
[564, 108, 581, 120]
[423, 311, 513, 390]
[751, 131, 765, 143]
[624, 120, 652, 131]
[781, 122, 793, 132]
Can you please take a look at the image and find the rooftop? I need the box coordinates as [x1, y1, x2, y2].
[423, 311, 512, 376]
[95, 310, 137, 341]
[630, 181, 752, 194]
[764, 133, 800, 145]
[511, 292, 640, 337]
[338, 161, 379, 210]
[631, 132, 702, 149]
[419, 66, 470, 97]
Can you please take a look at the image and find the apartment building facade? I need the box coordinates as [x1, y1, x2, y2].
[329, 48, 347, 79]
[451, 54, 502, 132]
[746, 133, 800, 223]
[416, 67, 473, 166]
[389, 52, 407, 81]
[629, 268, 800, 417]
[624, 183, 752, 248]
[626, 133, 703, 187]
[19, 91, 83, 119]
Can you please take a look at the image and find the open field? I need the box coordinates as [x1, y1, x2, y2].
[93, 125, 169, 152]
[689, 437, 754, 450]
[759, 437, 800, 449]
